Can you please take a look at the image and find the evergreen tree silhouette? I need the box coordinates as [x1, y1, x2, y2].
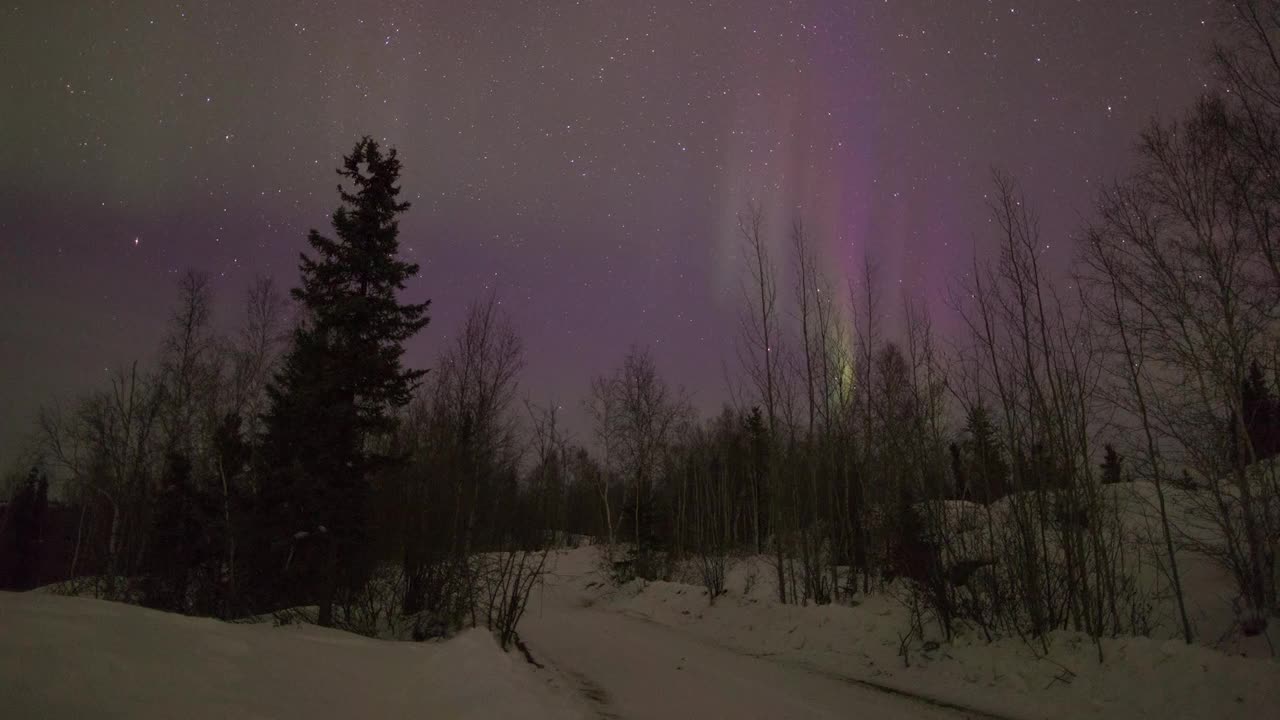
[1241, 359, 1279, 463]
[949, 442, 966, 499]
[1, 467, 48, 590]
[143, 452, 210, 612]
[960, 404, 1008, 503]
[1100, 444, 1124, 484]
[261, 137, 430, 626]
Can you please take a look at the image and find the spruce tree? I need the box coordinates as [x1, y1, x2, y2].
[1241, 359, 1278, 463]
[961, 404, 1008, 504]
[143, 452, 207, 612]
[1, 467, 48, 590]
[262, 137, 429, 626]
[949, 442, 966, 500]
[1100, 444, 1124, 484]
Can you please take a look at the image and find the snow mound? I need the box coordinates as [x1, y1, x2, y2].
[0, 591, 584, 719]
[554, 544, 1280, 720]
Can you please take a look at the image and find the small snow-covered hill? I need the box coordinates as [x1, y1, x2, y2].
[0, 592, 584, 719]
[543, 524, 1280, 720]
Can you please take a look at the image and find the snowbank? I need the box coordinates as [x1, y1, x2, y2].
[551, 545, 1280, 720]
[0, 591, 584, 719]
[917, 481, 1278, 656]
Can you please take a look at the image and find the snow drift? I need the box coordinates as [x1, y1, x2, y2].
[0, 591, 583, 719]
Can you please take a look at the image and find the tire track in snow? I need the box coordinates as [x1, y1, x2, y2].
[616, 608, 1009, 720]
[566, 670, 619, 720]
[524, 598, 975, 719]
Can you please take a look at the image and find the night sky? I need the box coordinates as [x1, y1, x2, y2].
[0, 1, 1219, 468]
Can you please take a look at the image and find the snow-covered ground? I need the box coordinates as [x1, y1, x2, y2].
[4, 479, 1277, 720]
[3, 580, 986, 719]
[574, 553, 1277, 720]
[521, 559, 973, 719]
[0, 591, 586, 719]
[931, 480, 1279, 657]
[525, 480, 1280, 720]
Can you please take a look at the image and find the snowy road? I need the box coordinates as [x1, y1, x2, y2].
[520, 572, 979, 720]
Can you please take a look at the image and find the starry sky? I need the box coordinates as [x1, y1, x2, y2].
[0, 0, 1220, 468]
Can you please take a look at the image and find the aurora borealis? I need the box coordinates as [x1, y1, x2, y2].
[0, 1, 1221, 465]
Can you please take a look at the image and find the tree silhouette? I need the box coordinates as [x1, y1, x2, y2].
[1241, 359, 1279, 464]
[261, 137, 430, 626]
[1, 467, 48, 590]
[1100, 444, 1124, 485]
[959, 404, 1008, 504]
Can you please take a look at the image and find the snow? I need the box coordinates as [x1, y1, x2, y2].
[6, 479, 1278, 720]
[521, 557, 970, 719]
[537, 542, 1280, 720]
[0, 591, 586, 720]
[918, 482, 1280, 655]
